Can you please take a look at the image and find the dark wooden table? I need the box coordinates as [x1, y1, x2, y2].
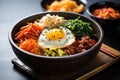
[0, 0, 120, 80]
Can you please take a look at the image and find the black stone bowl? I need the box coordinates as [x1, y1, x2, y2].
[87, 1, 120, 31]
[40, 0, 86, 14]
[9, 12, 103, 74]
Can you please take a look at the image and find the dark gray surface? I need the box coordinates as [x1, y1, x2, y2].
[0, 0, 120, 80]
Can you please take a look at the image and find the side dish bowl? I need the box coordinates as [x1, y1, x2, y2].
[87, 1, 120, 30]
[9, 12, 103, 74]
[40, 0, 85, 14]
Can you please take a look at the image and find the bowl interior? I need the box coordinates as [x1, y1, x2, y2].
[10, 12, 103, 58]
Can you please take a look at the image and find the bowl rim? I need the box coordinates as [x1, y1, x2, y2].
[87, 1, 120, 20]
[8, 12, 103, 59]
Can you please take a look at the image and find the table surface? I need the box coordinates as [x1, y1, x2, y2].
[0, 0, 120, 80]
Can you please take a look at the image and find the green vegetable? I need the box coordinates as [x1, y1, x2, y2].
[43, 48, 67, 57]
[63, 17, 97, 39]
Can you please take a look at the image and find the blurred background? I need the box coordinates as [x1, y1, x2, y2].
[0, 0, 120, 80]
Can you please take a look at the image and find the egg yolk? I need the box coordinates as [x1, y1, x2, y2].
[46, 28, 65, 41]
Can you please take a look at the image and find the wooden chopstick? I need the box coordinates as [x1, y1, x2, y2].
[100, 44, 120, 58]
[100, 47, 116, 58]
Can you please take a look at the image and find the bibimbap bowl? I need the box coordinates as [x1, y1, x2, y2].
[9, 12, 103, 74]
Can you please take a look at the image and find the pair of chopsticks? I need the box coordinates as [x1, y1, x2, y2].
[100, 44, 120, 58]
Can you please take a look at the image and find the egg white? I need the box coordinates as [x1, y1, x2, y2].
[38, 26, 75, 48]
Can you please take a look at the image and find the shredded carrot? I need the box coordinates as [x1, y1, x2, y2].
[15, 23, 43, 55]
[15, 23, 42, 40]
[19, 39, 41, 55]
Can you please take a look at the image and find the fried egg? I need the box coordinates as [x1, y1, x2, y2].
[38, 26, 75, 48]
